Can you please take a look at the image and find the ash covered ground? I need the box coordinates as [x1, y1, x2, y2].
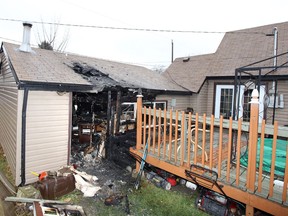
[70, 132, 138, 215]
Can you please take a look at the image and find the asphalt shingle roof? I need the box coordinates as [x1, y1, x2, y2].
[2, 42, 188, 93]
[164, 21, 288, 93]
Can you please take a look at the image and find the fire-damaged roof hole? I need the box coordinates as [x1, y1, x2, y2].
[70, 62, 124, 91]
[72, 62, 108, 77]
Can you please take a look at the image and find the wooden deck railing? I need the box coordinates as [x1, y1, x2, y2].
[131, 90, 288, 215]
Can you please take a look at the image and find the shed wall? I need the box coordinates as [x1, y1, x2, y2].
[25, 91, 71, 184]
[0, 51, 21, 184]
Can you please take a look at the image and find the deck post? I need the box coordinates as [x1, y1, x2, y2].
[247, 89, 259, 191]
[246, 204, 254, 215]
[136, 89, 143, 170]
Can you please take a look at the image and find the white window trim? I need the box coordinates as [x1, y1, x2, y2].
[214, 84, 265, 122]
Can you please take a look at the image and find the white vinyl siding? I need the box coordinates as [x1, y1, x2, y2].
[0, 52, 20, 184]
[25, 91, 70, 184]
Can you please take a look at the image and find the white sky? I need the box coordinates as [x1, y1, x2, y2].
[1, 0, 288, 69]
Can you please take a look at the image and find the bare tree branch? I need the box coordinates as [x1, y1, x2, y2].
[35, 18, 69, 52]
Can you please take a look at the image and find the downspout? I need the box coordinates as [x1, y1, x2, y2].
[272, 27, 278, 124]
[273, 27, 278, 71]
[20, 88, 29, 186]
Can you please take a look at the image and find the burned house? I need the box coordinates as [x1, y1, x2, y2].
[0, 23, 188, 186]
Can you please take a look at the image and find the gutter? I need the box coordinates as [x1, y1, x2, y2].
[18, 80, 93, 92]
[20, 88, 29, 186]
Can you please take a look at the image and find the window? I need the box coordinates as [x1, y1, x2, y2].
[214, 84, 265, 122]
[219, 88, 234, 118]
[242, 89, 253, 121]
[121, 102, 137, 122]
[143, 101, 167, 110]
[214, 85, 242, 119]
[120, 100, 167, 122]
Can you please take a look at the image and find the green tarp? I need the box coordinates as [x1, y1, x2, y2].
[240, 138, 288, 177]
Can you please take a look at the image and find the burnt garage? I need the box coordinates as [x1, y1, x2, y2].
[0, 38, 188, 186]
[69, 61, 188, 170]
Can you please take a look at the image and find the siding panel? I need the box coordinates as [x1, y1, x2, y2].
[25, 91, 70, 184]
[0, 51, 19, 184]
[156, 95, 191, 111]
[266, 80, 288, 126]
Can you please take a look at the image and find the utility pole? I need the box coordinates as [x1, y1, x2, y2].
[171, 40, 174, 63]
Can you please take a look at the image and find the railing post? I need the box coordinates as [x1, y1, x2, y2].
[136, 90, 143, 151]
[247, 89, 259, 192]
[135, 90, 143, 171]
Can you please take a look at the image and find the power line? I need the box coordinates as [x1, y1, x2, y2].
[0, 17, 266, 35]
[0, 35, 169, 68]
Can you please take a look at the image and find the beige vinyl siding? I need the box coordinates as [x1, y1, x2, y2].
[189, 81, 209, 115]
[266, 80, 288, 126]
[156, 94, 192, 111]
[0, 52, 20, 185]
[207, 80, 217, 115]
[25, 91, 70, 184]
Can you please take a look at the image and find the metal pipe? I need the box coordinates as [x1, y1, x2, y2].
[272, 27, 278, 91]
[272, 80, 278, 125]
[20, 88, 29, 186]
[273, 27, 278, 69]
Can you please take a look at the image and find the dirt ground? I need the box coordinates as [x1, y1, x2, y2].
[0, 180, 15, 216]
[71, 157, 196, 216]
[68, 143, 202, 216]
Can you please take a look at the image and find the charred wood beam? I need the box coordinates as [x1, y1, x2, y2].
[106, 91, 112, 159]
[115, 91, 121, 134]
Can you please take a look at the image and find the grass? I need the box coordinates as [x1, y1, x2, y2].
[127, 182, 207, 216]
[0, 145, 14, 183]
[59, 180, 208, 216]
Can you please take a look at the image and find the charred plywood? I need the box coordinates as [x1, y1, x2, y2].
[70, 62, 138, 93]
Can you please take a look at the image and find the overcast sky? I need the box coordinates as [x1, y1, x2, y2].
[1, 0, 288, 69]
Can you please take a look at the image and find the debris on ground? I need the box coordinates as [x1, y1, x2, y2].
[146, 171, 172, 190]
[5, 196, 86, 216]
[73, 172, 100, 197]
[33, 202, 86, 216]
[17, 185, 41, 199]
[35, 168, 76, 200]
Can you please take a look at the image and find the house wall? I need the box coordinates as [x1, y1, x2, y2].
[190, 81, 210, 115]
[202, 79, 288, 126]
[0, 51, 21, 184]
[155, 94, 192, 111]
[155, 81, 210, 114]
[266, 80, 288, 126]
[25, 91, 71, 184]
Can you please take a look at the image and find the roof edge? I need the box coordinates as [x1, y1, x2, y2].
[18, 80, 93, 92]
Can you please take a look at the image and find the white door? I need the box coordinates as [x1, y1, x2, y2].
[214, 84, 265, 122]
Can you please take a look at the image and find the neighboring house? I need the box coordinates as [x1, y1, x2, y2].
[161, 21, 288, 126]
[0, 23, 188, 186]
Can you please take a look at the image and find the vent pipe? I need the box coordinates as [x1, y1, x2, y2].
[273, 27, 278, 68]
[19, 22, 33, 53]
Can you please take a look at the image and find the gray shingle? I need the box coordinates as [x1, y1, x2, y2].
[3, 42, 188, 92]
[164, 21, 288, 93]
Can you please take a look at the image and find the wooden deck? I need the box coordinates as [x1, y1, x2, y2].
[130, 95, 288, 216]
